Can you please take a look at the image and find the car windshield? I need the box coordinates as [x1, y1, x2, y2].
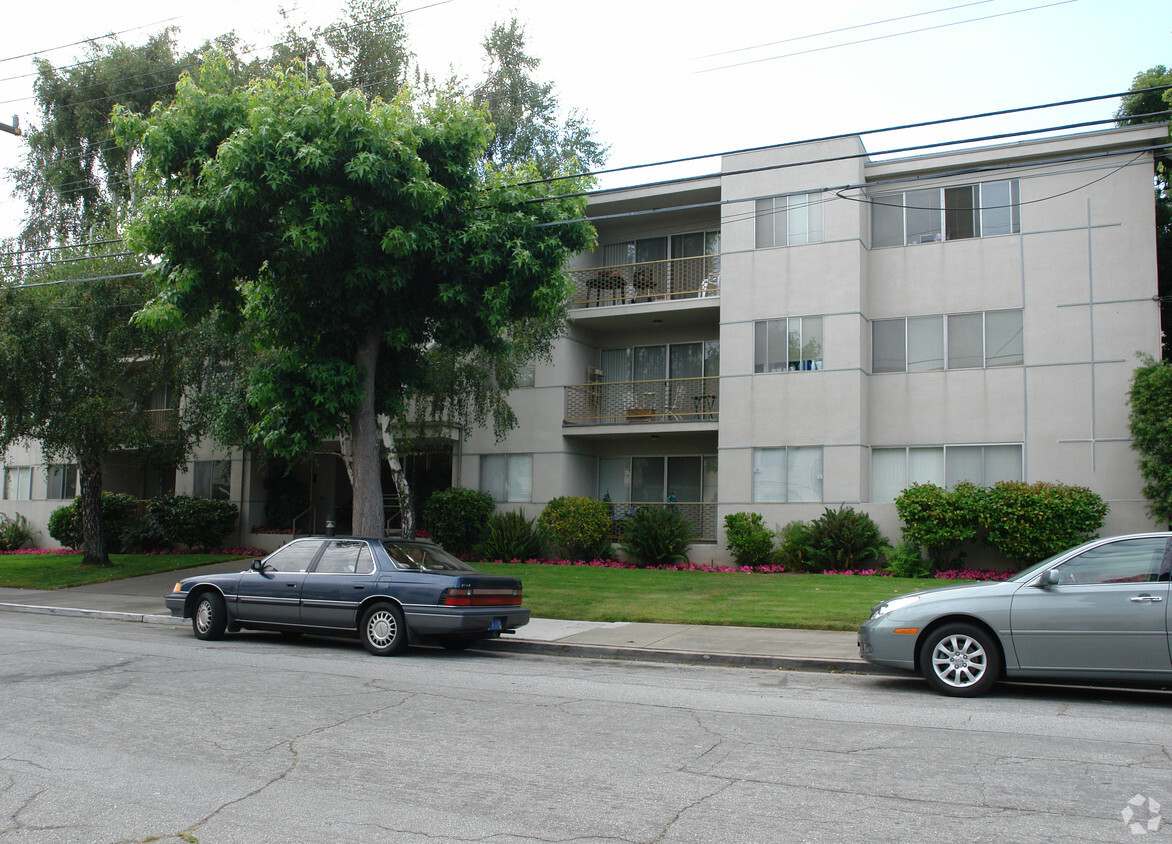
[381, 541, 477, 572]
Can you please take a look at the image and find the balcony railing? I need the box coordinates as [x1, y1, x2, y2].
[565, 376, 718, 426]
[604, 500, 718, 543]
[568, 255, 721, 310]
[143, 408, 179, 437]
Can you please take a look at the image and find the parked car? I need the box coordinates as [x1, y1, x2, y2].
[165, 537, 530, 655]
[858, 533, 1172, 696]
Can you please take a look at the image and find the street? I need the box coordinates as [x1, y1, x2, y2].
[1, 613, 1169, 843]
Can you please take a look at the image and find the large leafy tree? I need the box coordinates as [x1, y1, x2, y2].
[0, 253, 206, 564]
[116, 61, 595, 536]
[1129, 354, 1172, 526]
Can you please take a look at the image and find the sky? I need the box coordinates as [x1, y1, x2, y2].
[0, 0, 1168, 242]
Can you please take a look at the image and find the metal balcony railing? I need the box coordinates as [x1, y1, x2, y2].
[143, 408, 179, 437]
[568, 255, 721, 309]
[564, 376, 719, 426]
[604, 500, 718, 543]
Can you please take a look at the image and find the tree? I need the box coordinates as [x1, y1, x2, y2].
[0, 253, 204, 564]
[1129, 353, 1172, 526]
[1116, 66, 1172, 357]
[116, 60, 595, 537]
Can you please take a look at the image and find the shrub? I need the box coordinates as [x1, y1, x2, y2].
[47, 492, 139, 552]
[806, 505, 887, 570]
[775, 520, 814, 572]
[0, 513, 36, 551]
[618, 506, 693, 567]
[885, 539, 931, 578]
[537, 496, 611, 560]
[980, 481, 1108, 566]
[120, 515, 171, 553]
[423, 488, 495, 557]
[894, 482, 983, 567]
[723, 512, 775, 567]
[148, 494, 239, 550]
[474, 510, 542, 562]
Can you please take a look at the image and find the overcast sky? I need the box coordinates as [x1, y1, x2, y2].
[0, 0, 1168, 242]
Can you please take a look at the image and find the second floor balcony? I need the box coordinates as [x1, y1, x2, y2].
[568, 255, 720, 310]
[565, 375, 719, 427]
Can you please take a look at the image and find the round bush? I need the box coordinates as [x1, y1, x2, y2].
[537, 497, 611, 560]
[423, 488, 495, 557]
[47, 491, 139, 552]
[723, 512, 775, 567]
[149, 494, 239, 550]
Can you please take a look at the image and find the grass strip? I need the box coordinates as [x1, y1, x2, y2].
[0, 554, 251, 590]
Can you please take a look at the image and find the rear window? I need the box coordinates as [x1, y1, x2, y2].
[381, 542, 476, 572]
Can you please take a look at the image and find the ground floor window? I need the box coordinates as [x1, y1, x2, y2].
[2, 466, 32, 500]
[47, 464, 78, 500]
[193, 459, 232, 501]
[871, 444, 1023, 502]
[480, 453, 533, 503]
[751, 447, 823, 503]
[597, 455, 717, 503]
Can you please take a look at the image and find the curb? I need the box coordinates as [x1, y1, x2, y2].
[0, 602, 177, 625]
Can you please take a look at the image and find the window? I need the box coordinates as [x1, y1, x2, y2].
[870, 445, 1023, 502]
[752, 447, 823, 503]
[3, 466, 32, 501]
[515, 359, 535, 388]
[756, 192, 824, 248]
[597, 455, 718, 503]
[1049, 538, 1169, 586]
[871, 180, 1020, 247]
[754, 317, 823, 372]
[480, 454, 533, 502]
[871, 310, 1022, 373]
[313, 539, 375, 575]
[263, 539, 324, 572]
[47, 465, 78, 500]
[193, 459, 231, 501]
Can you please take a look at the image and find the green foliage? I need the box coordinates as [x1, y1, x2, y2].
[618, 506, 693, 567]
[0, 513, 37, 551]
[120, 516, 171, 553]
[806, 505, 887, 571]
[980, 481, 1108, 565]
[474, 509, 543, 562]
[894, 482, 983, 567]
[47, 492, 140, 552]
[723, 512, 775, 567]
[423, 488, 496, 557]
[148, 494, 239, 550]
[1129, 354, 1172, 524]
[775, 520, 814, 572]
[537, 497, 611, 560]
[885, 539, 931, 579]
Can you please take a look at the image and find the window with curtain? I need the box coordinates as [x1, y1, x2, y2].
[755, 192, 824, 248]
[2, 466, 32, 500]
[480, 454, 533, 503]
[870, 445, 1023, 501]
[871, 179, 1020, 247]
[47, 465, 78, 500]
[193, 459, 231, 501]
[872, 310, 1022, 373]
[754, 317, 823, 372]
[752, 447, 824, 503]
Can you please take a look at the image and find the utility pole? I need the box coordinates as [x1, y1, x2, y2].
[0, 115, 21, 136]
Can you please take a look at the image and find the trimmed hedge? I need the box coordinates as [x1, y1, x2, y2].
[47, 492, 139, 552]
[424, 488, 495, 557]
[148, 494, 239, 550]
[537, 496, 611, 560]
[723, 512, 775, 567]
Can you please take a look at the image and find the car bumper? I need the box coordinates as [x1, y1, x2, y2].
[857, 617, 917, 672]
[165, 593, 187, 618]
[404, 606, 531, 636]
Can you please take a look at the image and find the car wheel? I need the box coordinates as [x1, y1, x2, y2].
[192, 591, 227, 641]
[438, 634, 481, 651]
[918, 623, 1001, 697]
[360, 603, 407, 656]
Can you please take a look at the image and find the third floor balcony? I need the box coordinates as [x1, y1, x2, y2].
[567, 254, 720, 311]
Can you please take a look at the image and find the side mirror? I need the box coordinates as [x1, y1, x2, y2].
[1036, 568, 1060, 588]
[250, 559, 266, 572]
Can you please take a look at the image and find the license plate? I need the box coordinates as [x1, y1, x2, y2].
[489, 617, 503, 631]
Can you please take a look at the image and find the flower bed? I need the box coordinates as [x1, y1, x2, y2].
[478, 557, 786, 574]
[820, 567, 1014, 581]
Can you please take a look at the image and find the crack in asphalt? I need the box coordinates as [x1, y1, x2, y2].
[0, 785, 76, 837]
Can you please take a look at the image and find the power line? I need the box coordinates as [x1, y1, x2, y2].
[1, 272, 145, 290]
[0, 17, 182, 65]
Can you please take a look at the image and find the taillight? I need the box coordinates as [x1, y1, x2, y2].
[440, 587, 522, 607]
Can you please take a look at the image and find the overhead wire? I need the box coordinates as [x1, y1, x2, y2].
[0, 17, 182, 65]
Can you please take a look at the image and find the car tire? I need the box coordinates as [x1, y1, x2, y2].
[438, 634, 481, 651]
[919, 623, 1001, 697]
[360, 603, 407, 656]
[192, 591, 227, 641]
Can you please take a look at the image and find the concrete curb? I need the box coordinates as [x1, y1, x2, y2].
[0, 602, 178, 625]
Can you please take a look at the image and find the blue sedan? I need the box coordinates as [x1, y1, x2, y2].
[166, 537, 530, 654]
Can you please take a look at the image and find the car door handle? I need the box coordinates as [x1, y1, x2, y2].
[1130, 595, 1163, 602]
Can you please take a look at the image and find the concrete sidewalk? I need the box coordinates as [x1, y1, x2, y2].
[0, 560, 876, 673]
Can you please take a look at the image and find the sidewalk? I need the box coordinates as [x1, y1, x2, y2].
[0, 560, 877, 673]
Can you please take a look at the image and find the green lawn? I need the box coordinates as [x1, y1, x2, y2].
[0, 553, 961, 631]
[0, 553, 250, 590]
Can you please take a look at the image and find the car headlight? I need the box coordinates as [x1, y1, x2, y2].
[871, 595, 920, 618]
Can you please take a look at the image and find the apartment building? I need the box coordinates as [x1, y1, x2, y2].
[3, 122, 1166, 560]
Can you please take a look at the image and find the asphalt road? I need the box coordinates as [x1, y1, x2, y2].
[2, 613, 1170, 843]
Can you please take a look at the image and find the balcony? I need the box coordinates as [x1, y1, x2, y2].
[568, 255, 720, 310]
[143, 408, 179, 438]
[565, 376, 719, 427]
[604, 500, 718, 543]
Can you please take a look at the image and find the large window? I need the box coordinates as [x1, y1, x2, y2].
[871, 445, 1023, 502]
[480, 454, 533, 503]
[751, 447, 823, 503]
[871, 179, 1019, 247]
[598, 455, 717, 504]
[47, 465, 78, 500]
[2, 466, 32, 501]
[754, 317, 823, 372]
[756, 192, 824, 248]
[193, 459, 231, 501]
[872, 310, 1023, 373]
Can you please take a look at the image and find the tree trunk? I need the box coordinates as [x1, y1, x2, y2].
[379, 416, 415, 539]
[350, 331, 385, 537]
[77, 457, 111, 566]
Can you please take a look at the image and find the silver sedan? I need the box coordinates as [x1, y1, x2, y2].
[858, 533, 1172, 696]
